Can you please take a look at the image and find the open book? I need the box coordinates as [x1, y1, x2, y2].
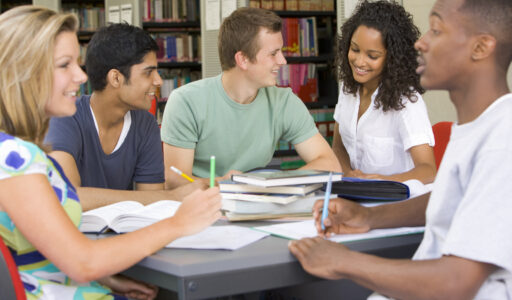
[80, 200, 270, 250]
[80, 200, 180, 234]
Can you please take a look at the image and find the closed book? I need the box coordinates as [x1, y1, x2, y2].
[219, 180, 322, 195]
[222, 191, 328, 215]
[232, 170, 342, 187]
[223, 192, 336, 221]
[221, 192, 305, 204]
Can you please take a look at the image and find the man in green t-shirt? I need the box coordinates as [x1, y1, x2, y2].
[161, 7, 341, 188]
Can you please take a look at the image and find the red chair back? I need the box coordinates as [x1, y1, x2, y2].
[432, 121, 453, 170]
[0, 238, 26, 300]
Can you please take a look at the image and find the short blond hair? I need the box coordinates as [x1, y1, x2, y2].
[0, 6, 78, 147]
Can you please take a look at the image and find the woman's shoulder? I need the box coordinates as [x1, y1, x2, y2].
[399, 90, 426, 108]
[0, 132, 47, 175]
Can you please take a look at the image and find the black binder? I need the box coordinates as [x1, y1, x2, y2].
[323, 177, 410, 201]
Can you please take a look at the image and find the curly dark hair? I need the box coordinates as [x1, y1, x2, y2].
[335, 0, 424, 111]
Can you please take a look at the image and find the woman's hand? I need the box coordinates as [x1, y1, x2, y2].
[99, 275, 158, 300]
[171, 187, 222, 236]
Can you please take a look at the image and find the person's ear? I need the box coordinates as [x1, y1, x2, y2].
[106, 69, 124, 88]
[234, 51, 249, 70]
[471, 34, 496, 61]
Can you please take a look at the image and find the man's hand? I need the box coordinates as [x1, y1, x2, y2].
[313, 198, 371, 236]
[288, 237, 349, 280]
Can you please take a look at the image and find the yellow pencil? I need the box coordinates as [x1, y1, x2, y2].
[170, 166, 194, 182]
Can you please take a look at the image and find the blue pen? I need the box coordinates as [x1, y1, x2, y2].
[321, 172, 333, 231]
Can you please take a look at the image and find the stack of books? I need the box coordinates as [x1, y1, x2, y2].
[220, 170, 342, 221]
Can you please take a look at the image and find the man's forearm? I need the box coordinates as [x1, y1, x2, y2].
[338, 251, 490, 300]
[300, 155, 342, 172]
[78, 187, 167, 211]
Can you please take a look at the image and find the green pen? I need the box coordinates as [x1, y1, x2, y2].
[210, 155, 215, 188]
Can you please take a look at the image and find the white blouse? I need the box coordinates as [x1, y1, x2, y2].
[333, 86, 434, 176]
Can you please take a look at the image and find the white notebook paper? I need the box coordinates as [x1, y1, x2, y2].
[254, 220, 424, 243]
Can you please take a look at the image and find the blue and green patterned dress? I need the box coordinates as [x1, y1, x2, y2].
[0, 132, 126, 300]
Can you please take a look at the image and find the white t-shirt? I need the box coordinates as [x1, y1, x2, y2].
[413, 93, 512, 299]
[333, 86, 434, 175]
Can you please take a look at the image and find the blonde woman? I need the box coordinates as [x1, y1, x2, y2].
[0, 6, 222, 299]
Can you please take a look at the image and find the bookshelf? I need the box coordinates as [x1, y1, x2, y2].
[138, 0, 202, 122]
[4, 0, 106, 94]
[0, 0, 32, 12]
[62, 0, 105, 95]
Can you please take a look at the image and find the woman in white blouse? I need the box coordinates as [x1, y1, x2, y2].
[332, 0, 436, 184]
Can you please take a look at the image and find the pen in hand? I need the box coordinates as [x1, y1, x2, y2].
[170, 166, 195, 183]
[321, 172, 333, 231]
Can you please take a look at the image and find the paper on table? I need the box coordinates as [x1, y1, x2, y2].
[254, 220, 424, 243]
[167, 226, 269, 250]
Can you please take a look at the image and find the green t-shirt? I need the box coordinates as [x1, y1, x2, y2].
[161, 74, 318, 178]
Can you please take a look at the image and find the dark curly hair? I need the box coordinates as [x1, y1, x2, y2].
[335, 0, 424, 111]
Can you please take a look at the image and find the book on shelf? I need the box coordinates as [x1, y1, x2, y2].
[80, 200, 180, 234]
[231, 169, 342, 187]
[143, 0, 200, 22]
[219, 179, 322, 195]
[153, 33, 200, 63]
[277, 63, 319, 103]
[248, 0, 333, 11]
[63, 5, 105, 31]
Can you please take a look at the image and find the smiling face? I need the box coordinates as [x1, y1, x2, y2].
[45, 31, 87, 117]
[118, 51, 163, 110]
[245, 29, 287, 88]
[414, 0, 472, 91]
[348, 25, 387, 90]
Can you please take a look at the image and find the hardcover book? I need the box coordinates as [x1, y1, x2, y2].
[231, 170, 342, 187]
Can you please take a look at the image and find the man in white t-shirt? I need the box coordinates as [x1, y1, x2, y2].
[288, 0, 512, 299]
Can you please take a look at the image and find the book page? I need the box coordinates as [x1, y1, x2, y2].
[80, 201, 143, 233]
[254, 220, 424, 243]
[110, 200, 181, 233]
[167, 226, 269, 250]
